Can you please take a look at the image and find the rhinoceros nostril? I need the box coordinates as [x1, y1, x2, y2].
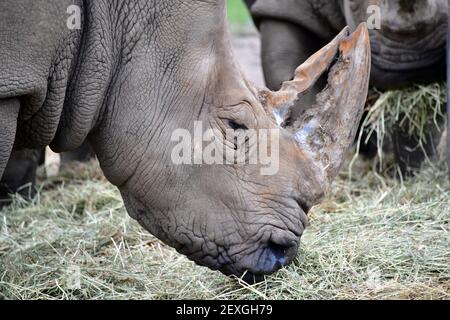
[252, 242, 290, 275]
[266, 242, 287, 267]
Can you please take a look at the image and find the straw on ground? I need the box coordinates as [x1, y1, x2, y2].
[0, 155, 448, 300]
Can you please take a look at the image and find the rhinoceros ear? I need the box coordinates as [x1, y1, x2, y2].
[261, 23, 371, 190]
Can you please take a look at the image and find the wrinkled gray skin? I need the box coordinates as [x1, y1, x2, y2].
[247, 0, 448, 173]
[0, 0, 369, 280]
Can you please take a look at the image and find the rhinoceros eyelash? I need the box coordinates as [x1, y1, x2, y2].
[227, 119, 249, 131]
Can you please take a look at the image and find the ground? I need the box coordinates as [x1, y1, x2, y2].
[1, 157, 448, 299]
[232, 36, 265, 88]
[0, 1, 449, 300]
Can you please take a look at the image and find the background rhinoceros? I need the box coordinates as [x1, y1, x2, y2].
[245, 0, 449, 174]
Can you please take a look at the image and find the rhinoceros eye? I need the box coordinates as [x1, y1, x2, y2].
[227, 119, 248, 131]
[215, 101, 256, 135]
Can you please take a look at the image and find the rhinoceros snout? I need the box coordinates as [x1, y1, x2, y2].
[235, 238, 299, 283]
[253, 241, 296, 273]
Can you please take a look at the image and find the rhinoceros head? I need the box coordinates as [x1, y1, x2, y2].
[343, 0, 448, 89]
[88, 2, 370, 281]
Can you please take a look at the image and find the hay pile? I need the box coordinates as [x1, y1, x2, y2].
[357, 82, 447, 169]
[0, 156, 448, 300]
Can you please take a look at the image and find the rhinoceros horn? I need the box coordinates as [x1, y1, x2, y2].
[261, 23, 371, 191]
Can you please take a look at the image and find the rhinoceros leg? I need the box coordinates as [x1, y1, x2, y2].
[392, 118, 446, 176]
[357, 112, 380, 159]
[0, 148, 42, 205]
[0, 98, 20, 179]
[0, 141, 95, 206]
[0, 98, 41, 206]
[60, 141, 95, 164]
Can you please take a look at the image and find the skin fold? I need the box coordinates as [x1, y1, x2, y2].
[0, 0, 370, 280]
[247, 0, 449, 174]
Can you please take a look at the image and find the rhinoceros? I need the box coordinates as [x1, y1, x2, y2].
[0, 0, 370, 281]
[245, 0, 449, 173]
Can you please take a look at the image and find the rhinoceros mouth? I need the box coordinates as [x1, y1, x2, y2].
[217, 236, 300, 283]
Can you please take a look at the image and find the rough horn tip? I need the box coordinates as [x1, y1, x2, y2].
[353, 23, 369, 40]
[340, 23, 370, 58]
